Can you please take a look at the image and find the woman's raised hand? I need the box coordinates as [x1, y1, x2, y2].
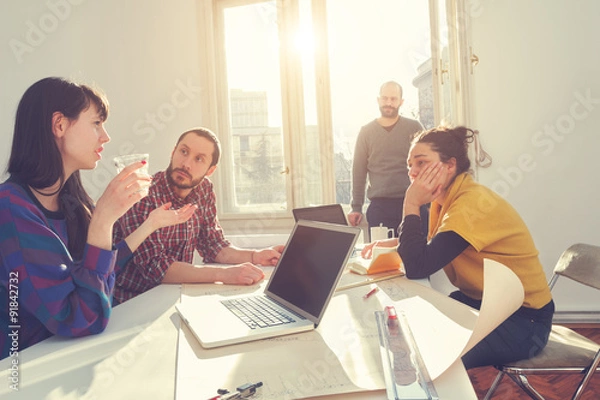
[88, 161, 152, 249]
[95, 161, 152, 224]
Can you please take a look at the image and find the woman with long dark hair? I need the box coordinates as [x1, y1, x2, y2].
[0, 77, 195, 359]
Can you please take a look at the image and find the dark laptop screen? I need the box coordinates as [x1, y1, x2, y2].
[266, 221, 357, 320]
[292, 204, 348, 225]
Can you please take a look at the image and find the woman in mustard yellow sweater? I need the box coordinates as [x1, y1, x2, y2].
[364, 125, 554, 369]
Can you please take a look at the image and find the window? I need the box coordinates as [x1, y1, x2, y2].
[325, 0, 433, 206]
[197, 0, 465, 233]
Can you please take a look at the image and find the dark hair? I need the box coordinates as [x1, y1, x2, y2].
[176, 127, 221, 167]
[7, 77, 109, 259]
[411, 125, 476, 175]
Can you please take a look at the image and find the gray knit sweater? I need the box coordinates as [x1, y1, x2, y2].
[350, 116, 424, 213]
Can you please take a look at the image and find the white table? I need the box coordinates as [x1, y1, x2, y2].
[0, 284, 181, 399]
[0, 277, 477, 399]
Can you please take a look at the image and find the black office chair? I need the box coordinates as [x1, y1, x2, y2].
[484, 243, 600, 400]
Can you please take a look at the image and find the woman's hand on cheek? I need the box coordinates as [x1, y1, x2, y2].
[406, 162, 446, 206]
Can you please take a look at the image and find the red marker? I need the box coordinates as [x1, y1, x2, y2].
[363, 287, 379, 299]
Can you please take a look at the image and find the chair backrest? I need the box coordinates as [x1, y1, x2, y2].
[549, 243, 600, 291]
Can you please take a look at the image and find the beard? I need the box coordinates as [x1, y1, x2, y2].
[166, 163, 204, 190]
[379, 105, 399, 118]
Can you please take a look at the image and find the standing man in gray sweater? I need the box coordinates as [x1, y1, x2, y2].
[348, 81, 424, 239]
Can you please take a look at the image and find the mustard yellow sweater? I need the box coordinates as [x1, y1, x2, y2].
[429, 173, 552, 309]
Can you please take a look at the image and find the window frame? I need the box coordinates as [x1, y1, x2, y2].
[197, 0, 471, 234]
[196, 0, 337, 234]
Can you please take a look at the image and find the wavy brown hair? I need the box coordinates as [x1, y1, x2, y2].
[411, 125, 477, 175]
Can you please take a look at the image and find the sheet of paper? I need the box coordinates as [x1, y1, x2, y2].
[461, 258, 525, 355]
[178, 280, 369, 399]
[382, 259, 525, 379]
[176, 318, 361, 399]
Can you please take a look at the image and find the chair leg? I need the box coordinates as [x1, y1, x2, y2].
[506, 373, 545, 400]
[482, 371, 505, 400]
[572, 350, 600, 400]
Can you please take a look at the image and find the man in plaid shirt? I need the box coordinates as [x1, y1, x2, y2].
[112, 127, 283, 304]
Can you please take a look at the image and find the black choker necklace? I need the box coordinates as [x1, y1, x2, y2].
[30, 184, 63, 197]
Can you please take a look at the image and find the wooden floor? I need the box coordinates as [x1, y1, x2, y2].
[467, 324, 600, 399]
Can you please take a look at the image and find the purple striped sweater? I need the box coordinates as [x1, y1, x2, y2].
[0, 178, 132, 359]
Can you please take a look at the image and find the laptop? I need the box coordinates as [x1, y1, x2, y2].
[176, 220, 360, 348]
[292, 203, 348, 225]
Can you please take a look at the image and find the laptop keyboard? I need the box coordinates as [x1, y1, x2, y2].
[221, 296, 303, 329]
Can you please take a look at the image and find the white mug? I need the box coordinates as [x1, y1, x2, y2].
[370, 224, 394, 242]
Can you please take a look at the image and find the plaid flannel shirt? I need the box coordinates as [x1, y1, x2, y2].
[113, 171, 230, 304]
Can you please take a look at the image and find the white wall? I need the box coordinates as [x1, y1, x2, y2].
[470, 0, 600, 314]
[0, 0, 204, 197]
